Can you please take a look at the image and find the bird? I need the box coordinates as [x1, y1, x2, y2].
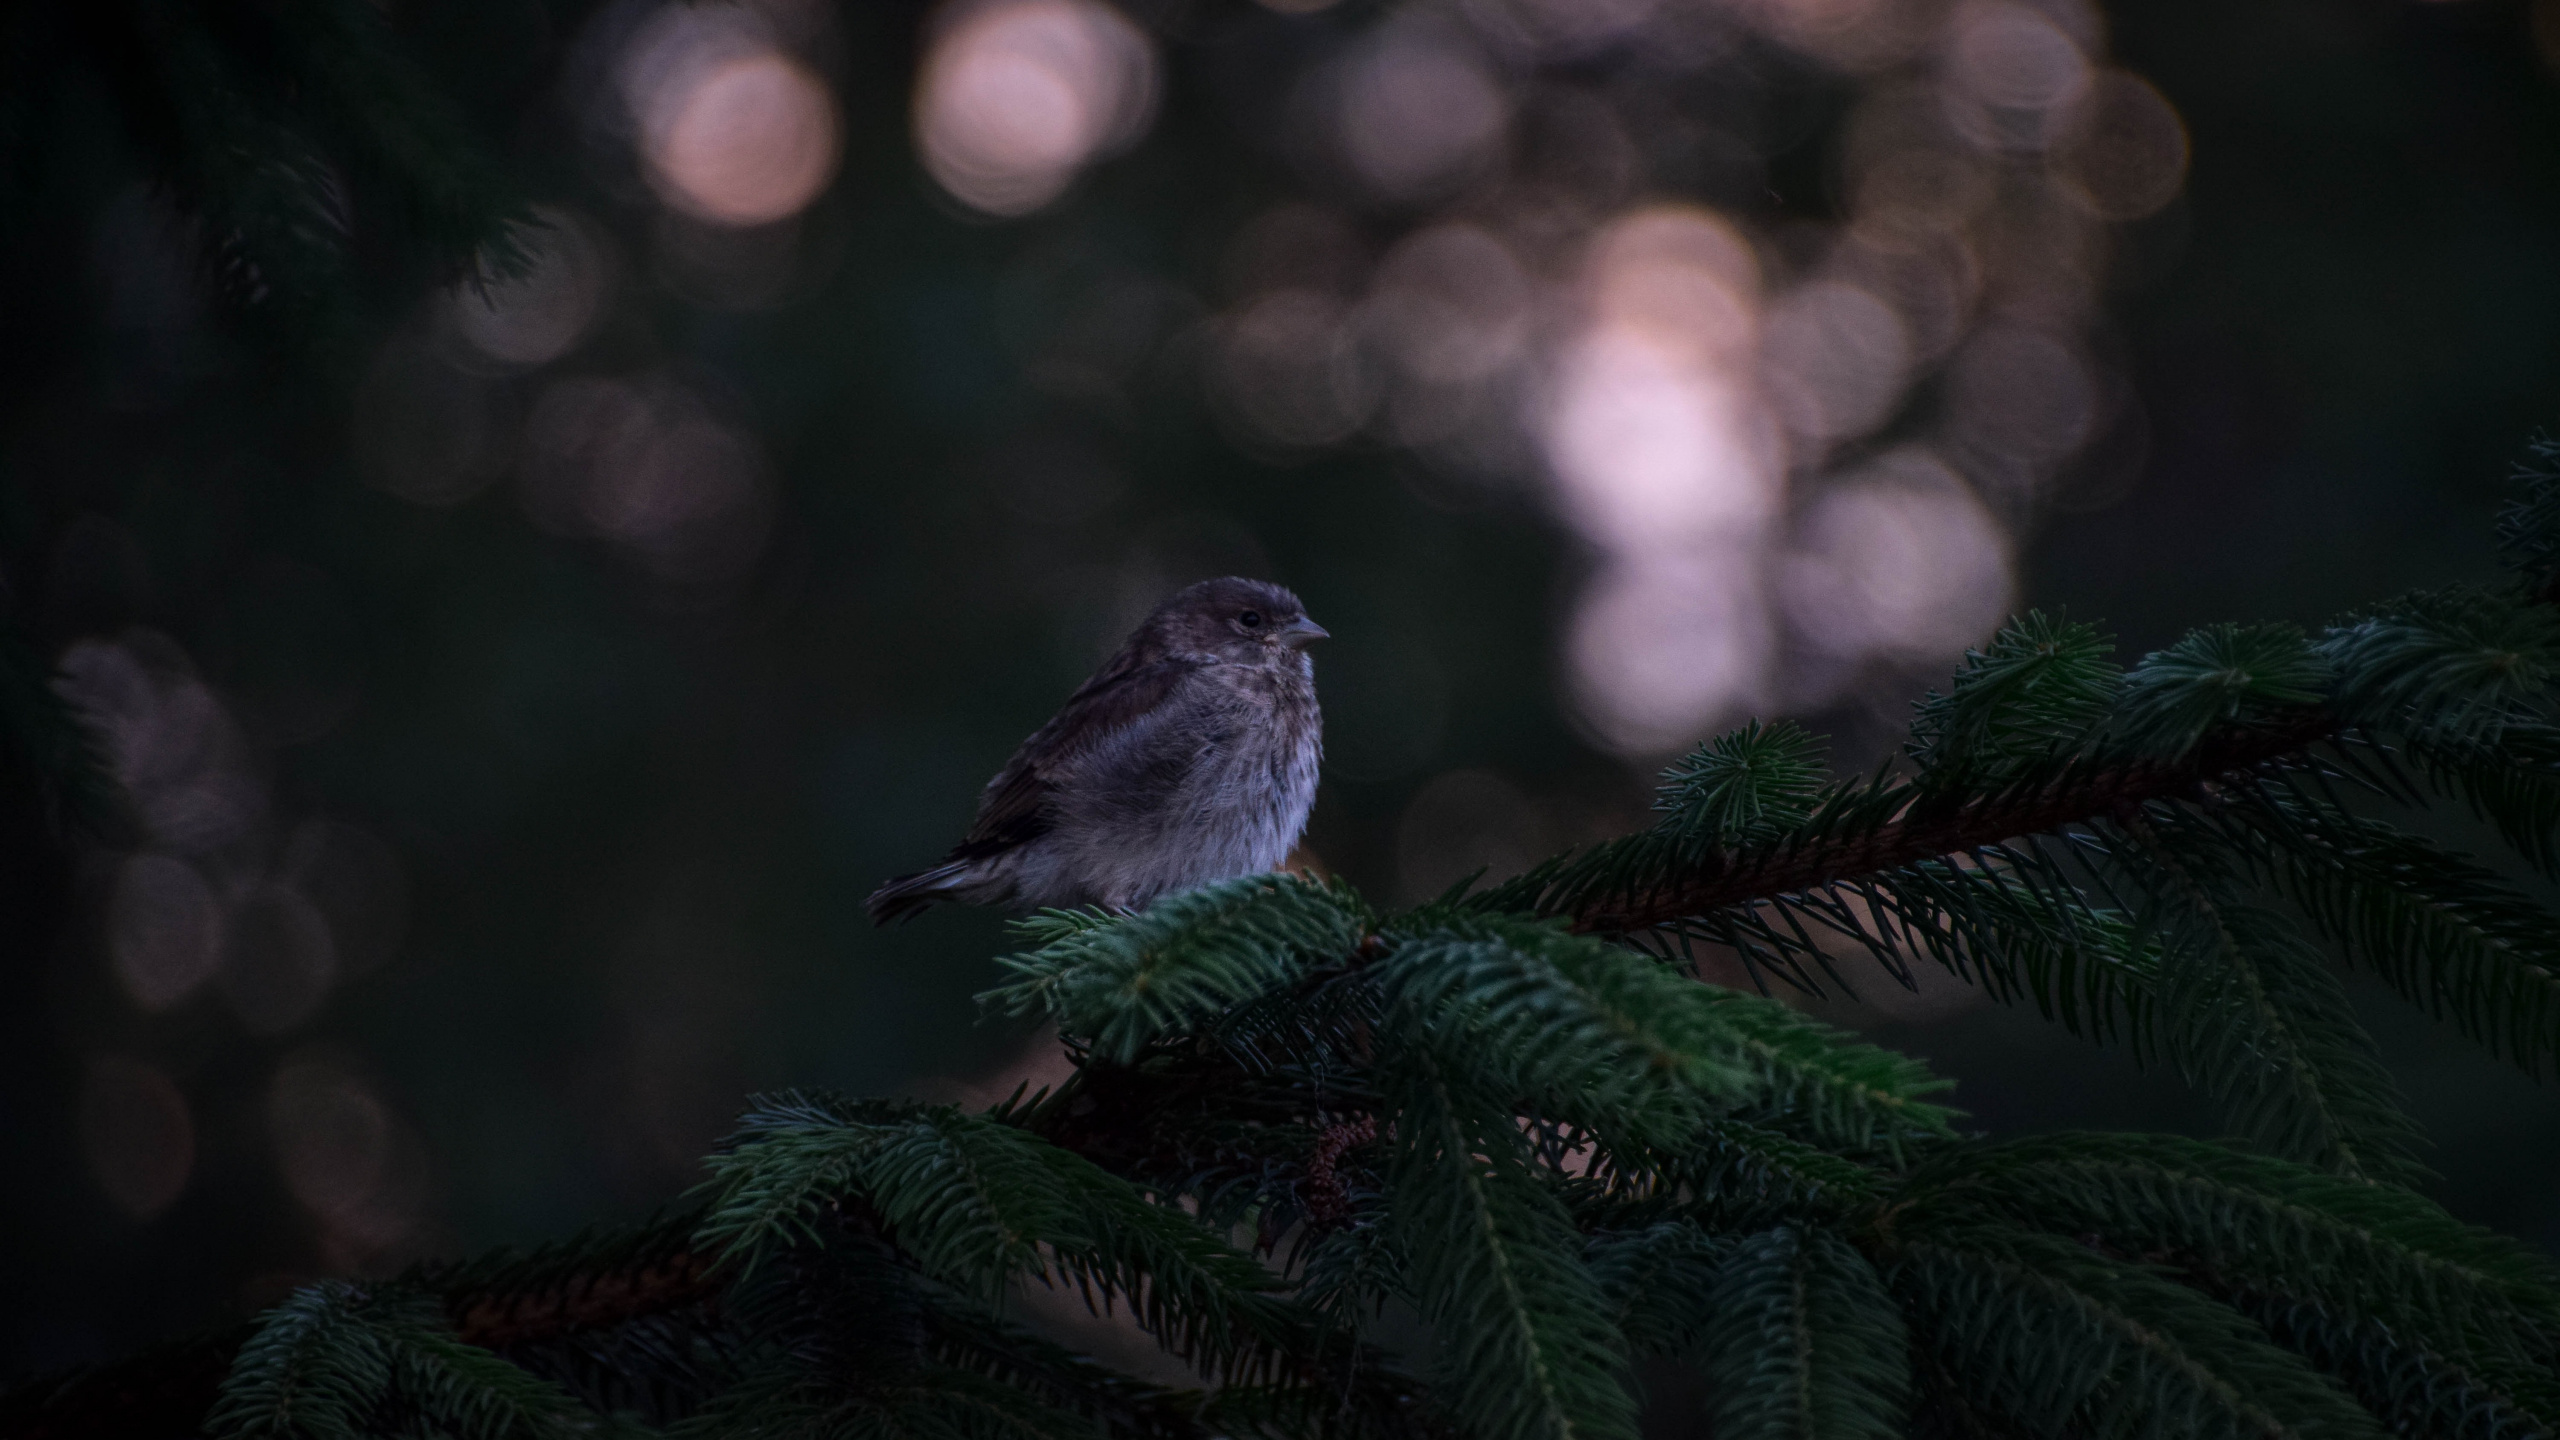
[866, 577, 1328, 923]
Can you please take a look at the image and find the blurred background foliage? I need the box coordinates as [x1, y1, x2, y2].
[5, 0, 2560, 1389]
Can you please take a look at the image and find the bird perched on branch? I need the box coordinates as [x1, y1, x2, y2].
[867, 577, 1327, 923]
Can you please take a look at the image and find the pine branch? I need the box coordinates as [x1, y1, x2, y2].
[1696, 1226, 1910, 1440]
[2399, 721, 2560, 878]
[27, 453, 2560, 1440]
[1899, 1132, 2560, 1434]
[1859, 855, 2158, 1051]
[1885, 1223, 2385, 1440]
[2246, 1294, 2560, 1440]
[980, 876, 1370, 1063]
[66, 0, 528, 324]
[2, 1222, 719, 1440]
[2211, 781, 2560, 1076]
[1905, 1134, 2560, 1332]
[446, 1247, 721, 1352]
[1584, 1221, 1736, 1356]
[1383, 1047, 1638, 1440]
[2108, 815, 2429, 1187]
[1587, 1116, 1885, 1228]
[1374, 913, 1757, 1147]
[1537, 712, 2337, 935]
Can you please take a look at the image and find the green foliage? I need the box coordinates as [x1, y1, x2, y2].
[207, 1283, 586, 1440]
[1859, 854, 2159, 1049]
[1385, 1050, 1638, 1440]
[1908, 1135, 2560, 1345]
[2112, 620, 2333, 756]
[1585, 1221, 1735, 1355]
[699, 1099, 1296, 1387]
[2249, 1298, 2560, 1440]
[2503, 432, 2560, 598]
[1678, 981, 1959, 1159]
[1904, 1133, 2560, 1436]
[1656, 720, 1828, 846]
[2324, 589, 2560, 739]
[47, 447, 2560, 1440]
[2110, 827, 2430, 1185]
[1887, 1223, 2383, 1440]
[1907, 611, 2120, 776]
[1648, 1118, 1887, 1222]
[1696, 1226, 1909, 1440]
[981, 874, 1370, 1062]
[2403, 721, 2560, 876]
[207, 1285, 394, 1440]
[2216, 781, 2560, 1075]
[1376, 913, 1757, 1146]
[17, 0, 529, 324]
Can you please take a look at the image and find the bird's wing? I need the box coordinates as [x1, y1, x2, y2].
[951, 655, 1203, 860]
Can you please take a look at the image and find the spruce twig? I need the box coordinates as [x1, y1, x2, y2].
[1551, 712, 2337, 934]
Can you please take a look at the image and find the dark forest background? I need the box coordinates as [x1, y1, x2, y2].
[7, 0, 2560, 1382]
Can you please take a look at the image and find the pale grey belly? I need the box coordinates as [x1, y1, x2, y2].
[1052, 733, 1318, 908]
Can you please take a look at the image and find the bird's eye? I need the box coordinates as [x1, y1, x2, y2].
[1238, 610, 1264, 629]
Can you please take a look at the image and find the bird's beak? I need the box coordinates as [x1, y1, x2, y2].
[1278, 616, 1330, 649]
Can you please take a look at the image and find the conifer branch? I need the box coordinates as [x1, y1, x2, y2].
[443, 1248, 720, 1350]
[1548, 712, 2336, 934]
[0, 1232, 718, 1440]
[21, 454, 2560, 1440]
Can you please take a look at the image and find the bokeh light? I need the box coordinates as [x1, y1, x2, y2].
[78, 1056, 193, 1221]
[1208, 290, 1378, 450]
[1545, 327, 1773, 547]
[218, 883, 338, 1036]
[449, 207, 609, 368]
[1220, 203, 1368, 300]
[106, 854, 223, 1011]
[268, 1053, 428, 1262]
[622, 5, 842, 227]
[1759, 280, 1914, 448]
[56, 633, 264, 853]
[1941, 0, 2093, 151]
[1944, 325, 2099, 476]
[1544, 207, 1773, 544]
[1532, 207, 1788, 750]
[1330, 25, 1509, 201]
[1098, 0, 2192, 753]
[1568, 553, 1777, 755]
[12, 0, 2246, 1358]
[1745, 0, 1937, 72]
[915, 0, 1159, 217]
[520, 372, 775, 588]
[1778, 448, 2017, 666]
[2054, 70, 2191, 220]
[61, 627, 390, 1041]
[1463, 0, 1661, 58]
[1365, 225, 1531, 389]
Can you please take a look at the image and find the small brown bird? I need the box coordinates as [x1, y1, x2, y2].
[867, 577, 1327, 923]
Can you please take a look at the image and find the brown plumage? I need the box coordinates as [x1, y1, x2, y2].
[866, 578, 1327, 923]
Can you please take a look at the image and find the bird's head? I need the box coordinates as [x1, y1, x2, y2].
[1148, 577, 1328, 666]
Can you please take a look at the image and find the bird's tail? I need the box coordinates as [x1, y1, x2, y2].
[865, 860, 973, 926]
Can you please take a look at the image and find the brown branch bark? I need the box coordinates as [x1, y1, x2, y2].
[1562, 713, 2340, 934]
[446, 1246, 720, 1349]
